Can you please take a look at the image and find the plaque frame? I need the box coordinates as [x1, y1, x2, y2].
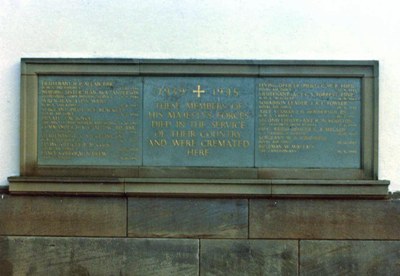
[9, 58, 388, 197]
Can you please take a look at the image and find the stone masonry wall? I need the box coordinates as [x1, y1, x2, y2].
[0, 193, 400, 275]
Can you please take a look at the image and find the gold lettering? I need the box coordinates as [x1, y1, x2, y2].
[156, 102, 180, 109]
[39, 77, 140, 161]
[158, 87, 186, 96]
[257, 79, 360, 155]
[211, 121, 245, 129]
[172, 139, 196, 147]
[212, 87, 239, 97]
[151, 121, 171, 128]
[171, 130, 196, 138]
[147, 82, 252, 159]
[149, 139, 167, 147]
[187, 148, 209, 156]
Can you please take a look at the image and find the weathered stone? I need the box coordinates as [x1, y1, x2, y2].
[128, 197, 248, 238]
[250, 199, 400, 239]
[300, 240, 400, 275]
[200, 239, 297, 275]
[0, 194, 126, 237]
[0, 237, 199, 276]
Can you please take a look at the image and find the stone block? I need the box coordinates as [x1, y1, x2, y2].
[200, 239, 297, 275]
[250, 199, 400, 239]
[128, 197, 248, 238]
[0, 194, 126, 237]
[0, 237, 199, 276]
[300, 240, 400, 275]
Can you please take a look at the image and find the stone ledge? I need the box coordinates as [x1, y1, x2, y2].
[8, 176, 389, 197]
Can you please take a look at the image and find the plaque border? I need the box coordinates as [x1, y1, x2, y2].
[13, 58, 386, 196]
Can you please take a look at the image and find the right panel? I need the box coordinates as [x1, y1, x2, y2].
[256, 77, 361, 168]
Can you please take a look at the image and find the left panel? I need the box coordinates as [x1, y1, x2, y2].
[19, 59, 141, 178]
[37, 76, 142, 166]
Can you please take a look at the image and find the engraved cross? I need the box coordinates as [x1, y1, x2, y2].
[193, 85, 205, 98]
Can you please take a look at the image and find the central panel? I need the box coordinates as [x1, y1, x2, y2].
[143, 77, 255, 167]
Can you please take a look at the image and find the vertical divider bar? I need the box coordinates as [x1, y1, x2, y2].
[125, 196, 129, 237]
[141, 74, 145, 168]
[247, 199, 251, 239]
[373, 63, 379, 179]
[298, 240, 301, 276]
[198, 238, 201, 276]
[253, 73, 258, 172]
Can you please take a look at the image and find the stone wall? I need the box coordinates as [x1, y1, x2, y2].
[1, 193, 400, 275]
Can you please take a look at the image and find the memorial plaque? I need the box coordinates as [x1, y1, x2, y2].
[8, 59, 388, 196]
[143, 77, 254, 167]
[256, 77, 361, 168]
[38, 76, 142, 166]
